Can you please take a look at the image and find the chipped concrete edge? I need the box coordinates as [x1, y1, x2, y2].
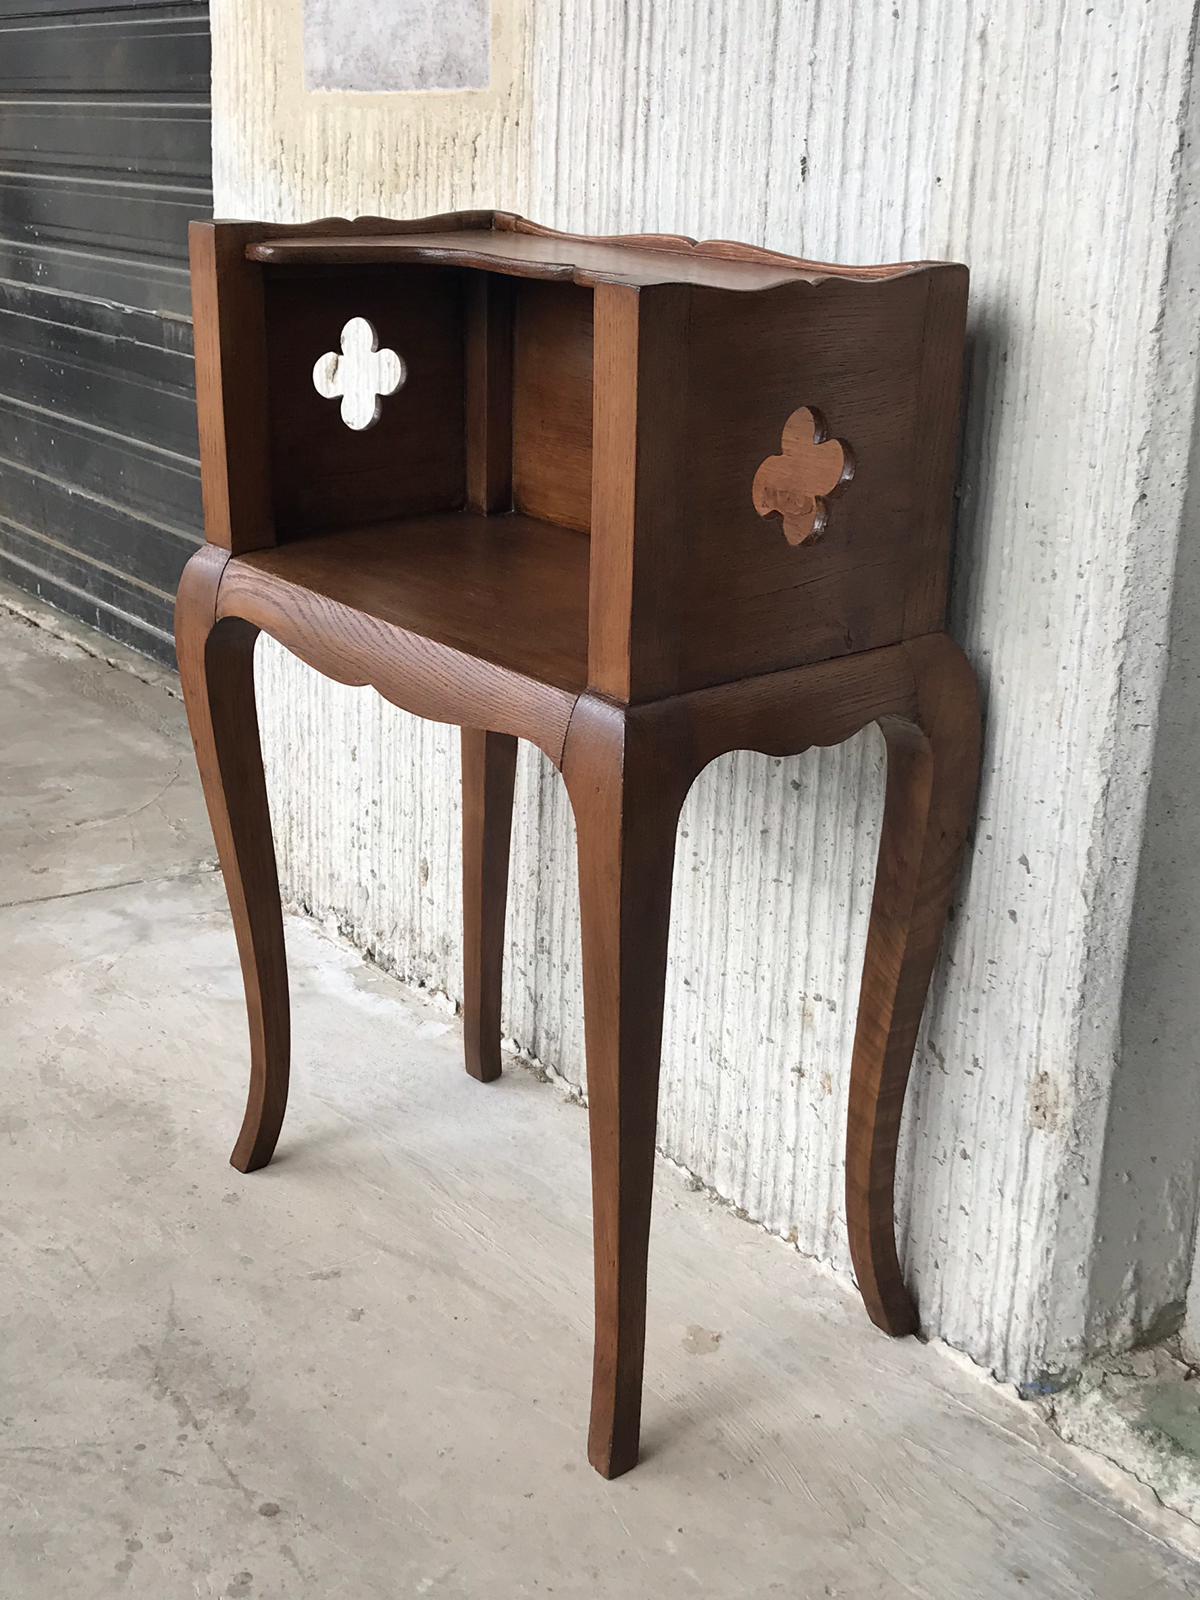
[1040, 1344, 1200, 1546]
[0, 578, 182, 701]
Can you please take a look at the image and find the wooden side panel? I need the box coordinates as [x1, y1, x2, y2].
[589, 282, 690, 701]
[262, 263, 466, 536]
[512, 280, 593, 533]
[659, 270, 967, 692]
[190, 220, 274, 554]
[904, 267, 970, 635]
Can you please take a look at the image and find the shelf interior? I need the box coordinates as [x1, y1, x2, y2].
[238, 511, 591, 694]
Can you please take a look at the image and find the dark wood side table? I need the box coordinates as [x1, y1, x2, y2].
[176, 209, 980, 1479]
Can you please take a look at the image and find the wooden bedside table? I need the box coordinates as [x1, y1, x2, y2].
[176, 209, 980, 1479]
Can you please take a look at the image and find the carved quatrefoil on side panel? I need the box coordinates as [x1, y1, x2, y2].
[752, 406, 854, 546]
[312, 317, 406, 431]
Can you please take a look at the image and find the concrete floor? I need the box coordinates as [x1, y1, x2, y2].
[3, 598, 1200, 1600]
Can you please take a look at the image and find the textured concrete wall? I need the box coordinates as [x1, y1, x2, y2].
[211, 0, 1200, 1386]
[1092, 83, 1200, 1365]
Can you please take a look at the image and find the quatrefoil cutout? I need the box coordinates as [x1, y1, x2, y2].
[752, 406, 854, 546]
[312, 316, 406, 431]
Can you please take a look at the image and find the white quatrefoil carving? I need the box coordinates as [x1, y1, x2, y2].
[312, 316, 406, 431]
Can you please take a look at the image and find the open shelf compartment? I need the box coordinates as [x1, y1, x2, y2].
[194, 212, 969, 703]
[239, 510, 590, 693]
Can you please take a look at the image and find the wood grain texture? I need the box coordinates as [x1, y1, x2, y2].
[504, 212, 945, 279]
[465, 273, 515, 515]
[845, 634, 981, 1333]
[461, 729, 517, 1083]
[262, 264, 466, 536]
[216, 556, 579, 769]
[613, 642, 921, 773]
[555, 639, 978, 1471]
[189, 221, 274, 554]
[902, 265, 971, 636]
[229, 512, 589, 696]
[588, 282, 690, 699]
[643, 271, 969, 694]
[208, 213, 966, 702]
[561, 694, 695, 1478]
[247, 212, 946, 291]
[512, 280, 593, 532]
[175, 543, 289, 1171]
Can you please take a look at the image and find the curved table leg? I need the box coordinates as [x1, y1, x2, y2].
[563, 695, 692, 1480]
[845, 635, 981, 1333]
[461, 728, 517, 1082]
[558, 636, 978, 1473]
[176, 546, 290, 1173]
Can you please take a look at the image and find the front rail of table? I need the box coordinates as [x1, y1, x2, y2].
[175, 209, 981, 1479]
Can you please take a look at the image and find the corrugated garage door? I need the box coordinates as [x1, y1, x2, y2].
[0, 0, 211, 663]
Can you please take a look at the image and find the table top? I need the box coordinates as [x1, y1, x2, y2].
[243, 210, 958, 294]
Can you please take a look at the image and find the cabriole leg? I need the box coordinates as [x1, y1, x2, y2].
[461, 728, 517, 1083]
[846, 636, 981, 1333]
[563, 696, 691, 1479]
[176, 547, 290, 1173]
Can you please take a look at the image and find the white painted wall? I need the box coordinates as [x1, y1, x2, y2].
[211, 0, 1200, 1388]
